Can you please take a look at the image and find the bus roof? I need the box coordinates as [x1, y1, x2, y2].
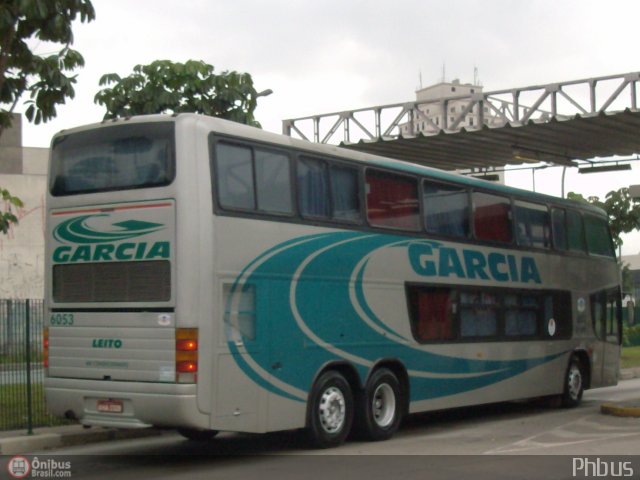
[52, 113, 609, 217]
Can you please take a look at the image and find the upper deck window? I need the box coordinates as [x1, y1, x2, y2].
[50, 122, 175, 196]
[567, 209, 587, 253]
[297, 157, 361, 222]
[584, 214, 615, 258]
[473, 192, 512, 243]
[423, 180, 470, 238]
[514, 201, 550, 249]
[366, 170, 420, 231]
[214, 142, 293, 215]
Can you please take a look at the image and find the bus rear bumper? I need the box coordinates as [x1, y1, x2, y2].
[44, 377, 210, 430]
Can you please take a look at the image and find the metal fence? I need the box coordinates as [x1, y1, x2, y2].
[0, 299, 72, 432]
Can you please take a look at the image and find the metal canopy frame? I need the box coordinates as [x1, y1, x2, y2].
[282, 72, 640, 171]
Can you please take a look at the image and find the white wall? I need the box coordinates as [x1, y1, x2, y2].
[0, 173, 46, 299]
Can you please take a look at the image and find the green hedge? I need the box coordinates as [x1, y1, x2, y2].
[623, 324, 640, 347]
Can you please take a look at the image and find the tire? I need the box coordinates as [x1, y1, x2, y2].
[307, 370, 354, 448]
[176, 428, 219, 442]
[357, 368, 403, 441]
[561, 356, 585, 408]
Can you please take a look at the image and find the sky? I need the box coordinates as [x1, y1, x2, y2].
[16, 0, 640, 255]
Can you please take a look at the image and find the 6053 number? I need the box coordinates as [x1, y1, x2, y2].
[50, 313, 74, 326]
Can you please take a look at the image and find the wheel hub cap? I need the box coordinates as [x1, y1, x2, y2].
[568, 365, 582, 400]
[372, 383, 396, 427]
[319, 387, 346, 433]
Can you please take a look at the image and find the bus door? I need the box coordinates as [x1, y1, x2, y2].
[591, 289, 622, 386]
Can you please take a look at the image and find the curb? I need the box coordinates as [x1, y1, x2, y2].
[619, 367, 640, 381]
[0, 426, 163, 455]
[600, 403, 640, 418]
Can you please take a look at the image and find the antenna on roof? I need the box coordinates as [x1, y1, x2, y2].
[473, 66, 482, 86]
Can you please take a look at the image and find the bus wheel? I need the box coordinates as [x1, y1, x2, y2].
[561, 356, 584, 408]
[308, 370, 354, 448]
[358, 368, 403, 441]
[176, 428, 219, 441]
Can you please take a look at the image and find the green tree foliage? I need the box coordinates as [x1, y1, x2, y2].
[0, 187, 23, 234]
[0, 0, 94, 235]
[568, 188, 640, 249]
[94, 60, 264, 126]
[0, 0, 95, 134]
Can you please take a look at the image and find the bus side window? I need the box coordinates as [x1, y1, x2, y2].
[255, 150, 293, 214]
[567, 209, 587, 253]
[329, 165, 360, 222]
[407, 287, 456, 342]
[297, 157, 330, 219]
[551, 208, 568, 251]
[585, 214, 616, 258]
[214, 141, 293, 216]
[423, 180, 470, 238]
[473, 192, 512, 244]
[514, 201, 550, 249]
[215, 143, 255, 210]
[365, 169, 420, 231]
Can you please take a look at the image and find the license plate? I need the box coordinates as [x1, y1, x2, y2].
[97, 399, 123, 413]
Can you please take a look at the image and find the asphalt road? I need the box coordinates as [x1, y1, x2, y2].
[18, 378, 640, 480]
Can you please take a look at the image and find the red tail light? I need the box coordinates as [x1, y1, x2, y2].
[176, 328, 198, 383]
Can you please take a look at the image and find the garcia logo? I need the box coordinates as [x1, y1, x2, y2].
[54, 214, 164, 244]
[408, 242, 542, 284]
[52, 214, 170, 263]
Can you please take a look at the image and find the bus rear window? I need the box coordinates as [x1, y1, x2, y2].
[50, 122, 175, 196]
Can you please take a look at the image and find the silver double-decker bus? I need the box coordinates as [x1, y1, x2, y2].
[44, 114, 622, 447]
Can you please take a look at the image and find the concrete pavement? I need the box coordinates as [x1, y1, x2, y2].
[1, 369, 639, 456]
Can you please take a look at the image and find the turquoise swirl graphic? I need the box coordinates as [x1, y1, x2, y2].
[228, 232, 565, 403]
[54, 215, 164, 244]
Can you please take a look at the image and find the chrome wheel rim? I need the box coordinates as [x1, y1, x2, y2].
[318, 386, 346, 434]
[372, 383, 396, 428]
[567, 364, 582, 400]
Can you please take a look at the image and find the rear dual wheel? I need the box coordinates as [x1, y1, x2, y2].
[357, 368, 403, 441]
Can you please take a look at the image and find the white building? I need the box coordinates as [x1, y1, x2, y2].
[400, 79, 503, 136]
[0, 114, 49, 298]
